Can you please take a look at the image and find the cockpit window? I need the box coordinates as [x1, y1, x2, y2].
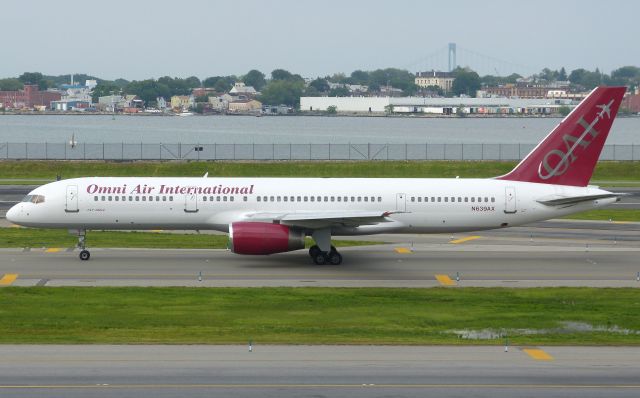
[21, 195, 45, 204]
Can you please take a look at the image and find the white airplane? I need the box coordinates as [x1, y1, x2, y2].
[7, 86, 627, 264]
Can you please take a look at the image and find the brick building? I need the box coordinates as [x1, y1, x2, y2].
[0, 85, 61, 109]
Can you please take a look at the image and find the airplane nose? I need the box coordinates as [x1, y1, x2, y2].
[6, 204, 20, 224]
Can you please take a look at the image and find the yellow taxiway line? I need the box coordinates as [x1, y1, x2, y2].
[0, 274, 18, 286]
[523, 348, 554, 361]
[449, 236, 481, 244]
[394, 247, 413, 254]
[435, 274, 457, 286]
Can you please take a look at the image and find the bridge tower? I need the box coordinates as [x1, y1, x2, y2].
[448, 43, 457, 72]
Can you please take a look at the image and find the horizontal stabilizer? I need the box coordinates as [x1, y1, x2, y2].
[536, 193, 622, 206]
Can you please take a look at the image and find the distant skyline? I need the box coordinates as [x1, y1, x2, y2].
[3, 0, 639, 81]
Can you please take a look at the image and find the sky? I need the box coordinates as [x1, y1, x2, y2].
[2, 0, 639, 81]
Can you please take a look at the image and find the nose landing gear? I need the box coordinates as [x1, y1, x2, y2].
[75, 229, 90, 261]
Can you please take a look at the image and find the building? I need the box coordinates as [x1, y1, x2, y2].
[229, 82, 257, 96]
[228, 99, 262, 113]
[622, 93, 640, 113]
[300, 96, 575, 115]
[415, 71, 455, 92]
[192, 87, 217, 98]
[170, 95, 194, 111]
[208, 94, 232, 112]
[0, 85, 61, 109]
[98, 95, 123, 112]
[482, 82, 573, 99]
[50, 100, 92, 111]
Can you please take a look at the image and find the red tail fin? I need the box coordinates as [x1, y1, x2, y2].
[497, 86, 626, 187]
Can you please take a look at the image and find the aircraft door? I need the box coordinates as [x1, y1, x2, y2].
[396, 193, 406, 212]
[184, 193, 199, 213]
[504, 186, 517, 214]
[65, 185, 79, 213]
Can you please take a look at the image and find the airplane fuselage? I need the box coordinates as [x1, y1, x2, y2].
[8, 176, 615, 235]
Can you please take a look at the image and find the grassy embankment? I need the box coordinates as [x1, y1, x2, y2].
[0, 287, 638, 345]
[0, 228, 378, 249]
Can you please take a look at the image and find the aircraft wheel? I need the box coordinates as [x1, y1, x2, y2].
[312, 253, 327, 265]
[79, 250, 91, 261]
[328, 250, 342, 265]
[309, 245, 321, 258]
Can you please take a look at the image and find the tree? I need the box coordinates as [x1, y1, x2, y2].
[349, 70, 369, 85]
[309, 78, 329, 93]
[558, 67, 567, 81]
[452, 68, 481, 97]
[214, 79, 232, 93]
[18, 72, 48, 90]
[423, 85, 443, 96]
[326, 105, 337, 114]
[384, 104, 394, 114]
[0, 78, 23, 91]
[258, 80, 305, 107]
[91, 82, 120, 103]
[243, 69, 266, 91]
[271, 69, 294, 81]
[185, 76, 201, 89]
[328, 86, 350, 97]
[558, 106, 571, 116]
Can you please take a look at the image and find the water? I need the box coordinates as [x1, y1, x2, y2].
[0, 114, 638, 144]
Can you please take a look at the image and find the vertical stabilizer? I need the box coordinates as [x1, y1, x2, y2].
[497, 86, 626, 187]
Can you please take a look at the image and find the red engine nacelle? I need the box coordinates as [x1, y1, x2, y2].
[229, 222, 305, 255]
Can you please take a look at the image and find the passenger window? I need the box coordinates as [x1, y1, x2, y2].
[444, 197, 448, 202]
[283, 196, 288, 202]
[290, 196, 294, 202]
[115, 196, 119, 201]
[357, 197, 361, 202]
[297, 196, 301, 202]
[351, 197, 355, 202]
[129, 196, 133, 201]
[491, 197, 495, 202]
[458, 197, 462, 202]
[411, 197, 415, 202]
[331, 196, 335, 202]
[277, 196, 281, 202]
[464, 197, 468, 202]
[142, 197, 146, 201]
[94, 196, 98, 201]
[317, 196, 321, 202]
[163, 196, 166, 201]
[257, 196, 261, 202]
[377, 196, 382, 202]
[149, 196, 153, 201]
[169, 196, 173, 201]
[364, 197, 369, 202]
[243, 196, 247, 202]
[484, 197, 488, 202]
[471, 197, 475, 202]
[437, 197, 441, 202]
[135, 196, 139, 202]
[122, 196, 126, 201]
[310, 196, 315, 202]
[431, 197, 435, 202]
[337, 197, 341, 202]
[304, 197, 308, 202]
[223, 196, 228, 202]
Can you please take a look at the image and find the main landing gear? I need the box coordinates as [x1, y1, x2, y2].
[76, 229, 90, 261]
[308, 228, 342, 265]
[309, 245, 342, 265]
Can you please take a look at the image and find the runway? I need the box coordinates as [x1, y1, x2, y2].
[2, 219, 640, 287]
[0, 345, 638, 398]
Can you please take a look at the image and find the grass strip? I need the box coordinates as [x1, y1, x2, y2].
[0, 287, 638, 345]
[562, 209, 640, 222]
[0, 160, 638, 181]
[0, 228, 381, 249]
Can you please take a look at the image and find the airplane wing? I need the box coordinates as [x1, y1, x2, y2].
[536, 193, 623, 207]
[241, 210, 399, 229]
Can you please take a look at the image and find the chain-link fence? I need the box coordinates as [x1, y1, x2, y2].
[0, 142, 638, 161]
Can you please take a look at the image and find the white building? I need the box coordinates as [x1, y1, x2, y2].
[300, 96, 576, 115]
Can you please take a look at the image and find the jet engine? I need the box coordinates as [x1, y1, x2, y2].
[229, 222, 305, 255]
